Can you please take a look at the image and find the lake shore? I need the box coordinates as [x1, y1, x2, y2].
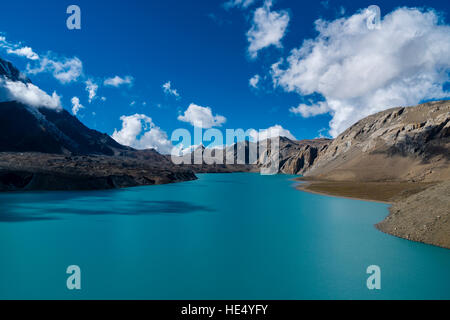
[294, 178, 433, 203]
[295, 177, 450, 249]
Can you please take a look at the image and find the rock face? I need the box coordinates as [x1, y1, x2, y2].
[168, 143, 257, 173]
[276, 137, 331, 174]
[176, 137, 331, 175]
[305, 100, 450, 182]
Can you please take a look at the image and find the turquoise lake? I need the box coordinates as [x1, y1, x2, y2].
[0, 173, 449, 299]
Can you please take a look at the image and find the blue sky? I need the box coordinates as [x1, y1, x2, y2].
[0, 0, 449, 153]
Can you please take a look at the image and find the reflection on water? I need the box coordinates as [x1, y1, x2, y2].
[0, 196, 214, 222]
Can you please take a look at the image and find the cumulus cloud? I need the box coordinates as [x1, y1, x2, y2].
[289, 101, 330, 118]
[111, 114, 173, 154]
[0, 36, 39, 60]
[249, 74, 260, 88]
[71, 96, 84, 115]
[247, 0, 290, 59]
[249, 124, 296, 141]
[27, 56, 83, 84]
[178, 103, 226, 128]
[104, 75, 134, 87]
[85, 79, 98, 103]
[0, 78, 61, 109]
[272, 7, 450, 137]
[1, 36, 84, 84]
[224, 0, 256, 10]
[162, 81, 180, 98]
[7, 46, 39, 60]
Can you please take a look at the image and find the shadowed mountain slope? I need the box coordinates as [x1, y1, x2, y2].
[0, 101, 131, 155]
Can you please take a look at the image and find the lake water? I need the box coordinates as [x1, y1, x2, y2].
[0, 173, 448, 299]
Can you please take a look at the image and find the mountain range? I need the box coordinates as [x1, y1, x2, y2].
[0, 58, 199, 190]
[0, 57, 448, 248]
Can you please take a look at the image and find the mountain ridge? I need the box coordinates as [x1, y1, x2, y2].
[0, 100, 132, 156]
[303, 100, 450, 182]
[0, 57, 199, 190]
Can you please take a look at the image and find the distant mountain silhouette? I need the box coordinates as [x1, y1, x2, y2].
[0, 101, 131, 155]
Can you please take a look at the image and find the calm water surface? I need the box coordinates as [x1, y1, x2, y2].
[0, 173, 448, 299]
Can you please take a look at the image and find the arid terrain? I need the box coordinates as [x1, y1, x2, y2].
[376, 181, 450, 249]
[291, 100, 449, 248]
[0, 152, 197, 191]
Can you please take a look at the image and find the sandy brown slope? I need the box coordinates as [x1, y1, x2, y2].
[376, 181, 450, 249]
[304, 100, 450, 182]
[295, 179, 434, 203]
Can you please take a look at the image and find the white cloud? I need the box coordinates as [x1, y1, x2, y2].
[272, 7, 450, 137]
[0, 37, 39, 60]
[289, 101, 330, 117]
[162, 81, 180, 98]
[178, 103, 226, 128]
[247, 0, 290, 59]
[0, 78, 61, 109]
[104, 75, 134, 87]
[71, 96, 84, 115]
[85, 79, 98, 103]
[0, 36, 84, 84]
[7, 46, 39, 60]
[100, 96, 107, 101]
[224, 0, 256, 9]
[249, 74, 260, 88]
[27, 56, 83, 84]
[249, 124, 296, 141]
[130, 101, 136, 106]
[111, 114, 173, 154]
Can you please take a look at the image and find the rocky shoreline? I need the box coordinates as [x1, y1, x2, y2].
[296, 178, 449, 249]
[0, 152, 258, 192]
[295, 178, 433, 203]
[376, 181, 450, 249]
[287, 100, 450, 249]
[0, 152, 198, 191]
